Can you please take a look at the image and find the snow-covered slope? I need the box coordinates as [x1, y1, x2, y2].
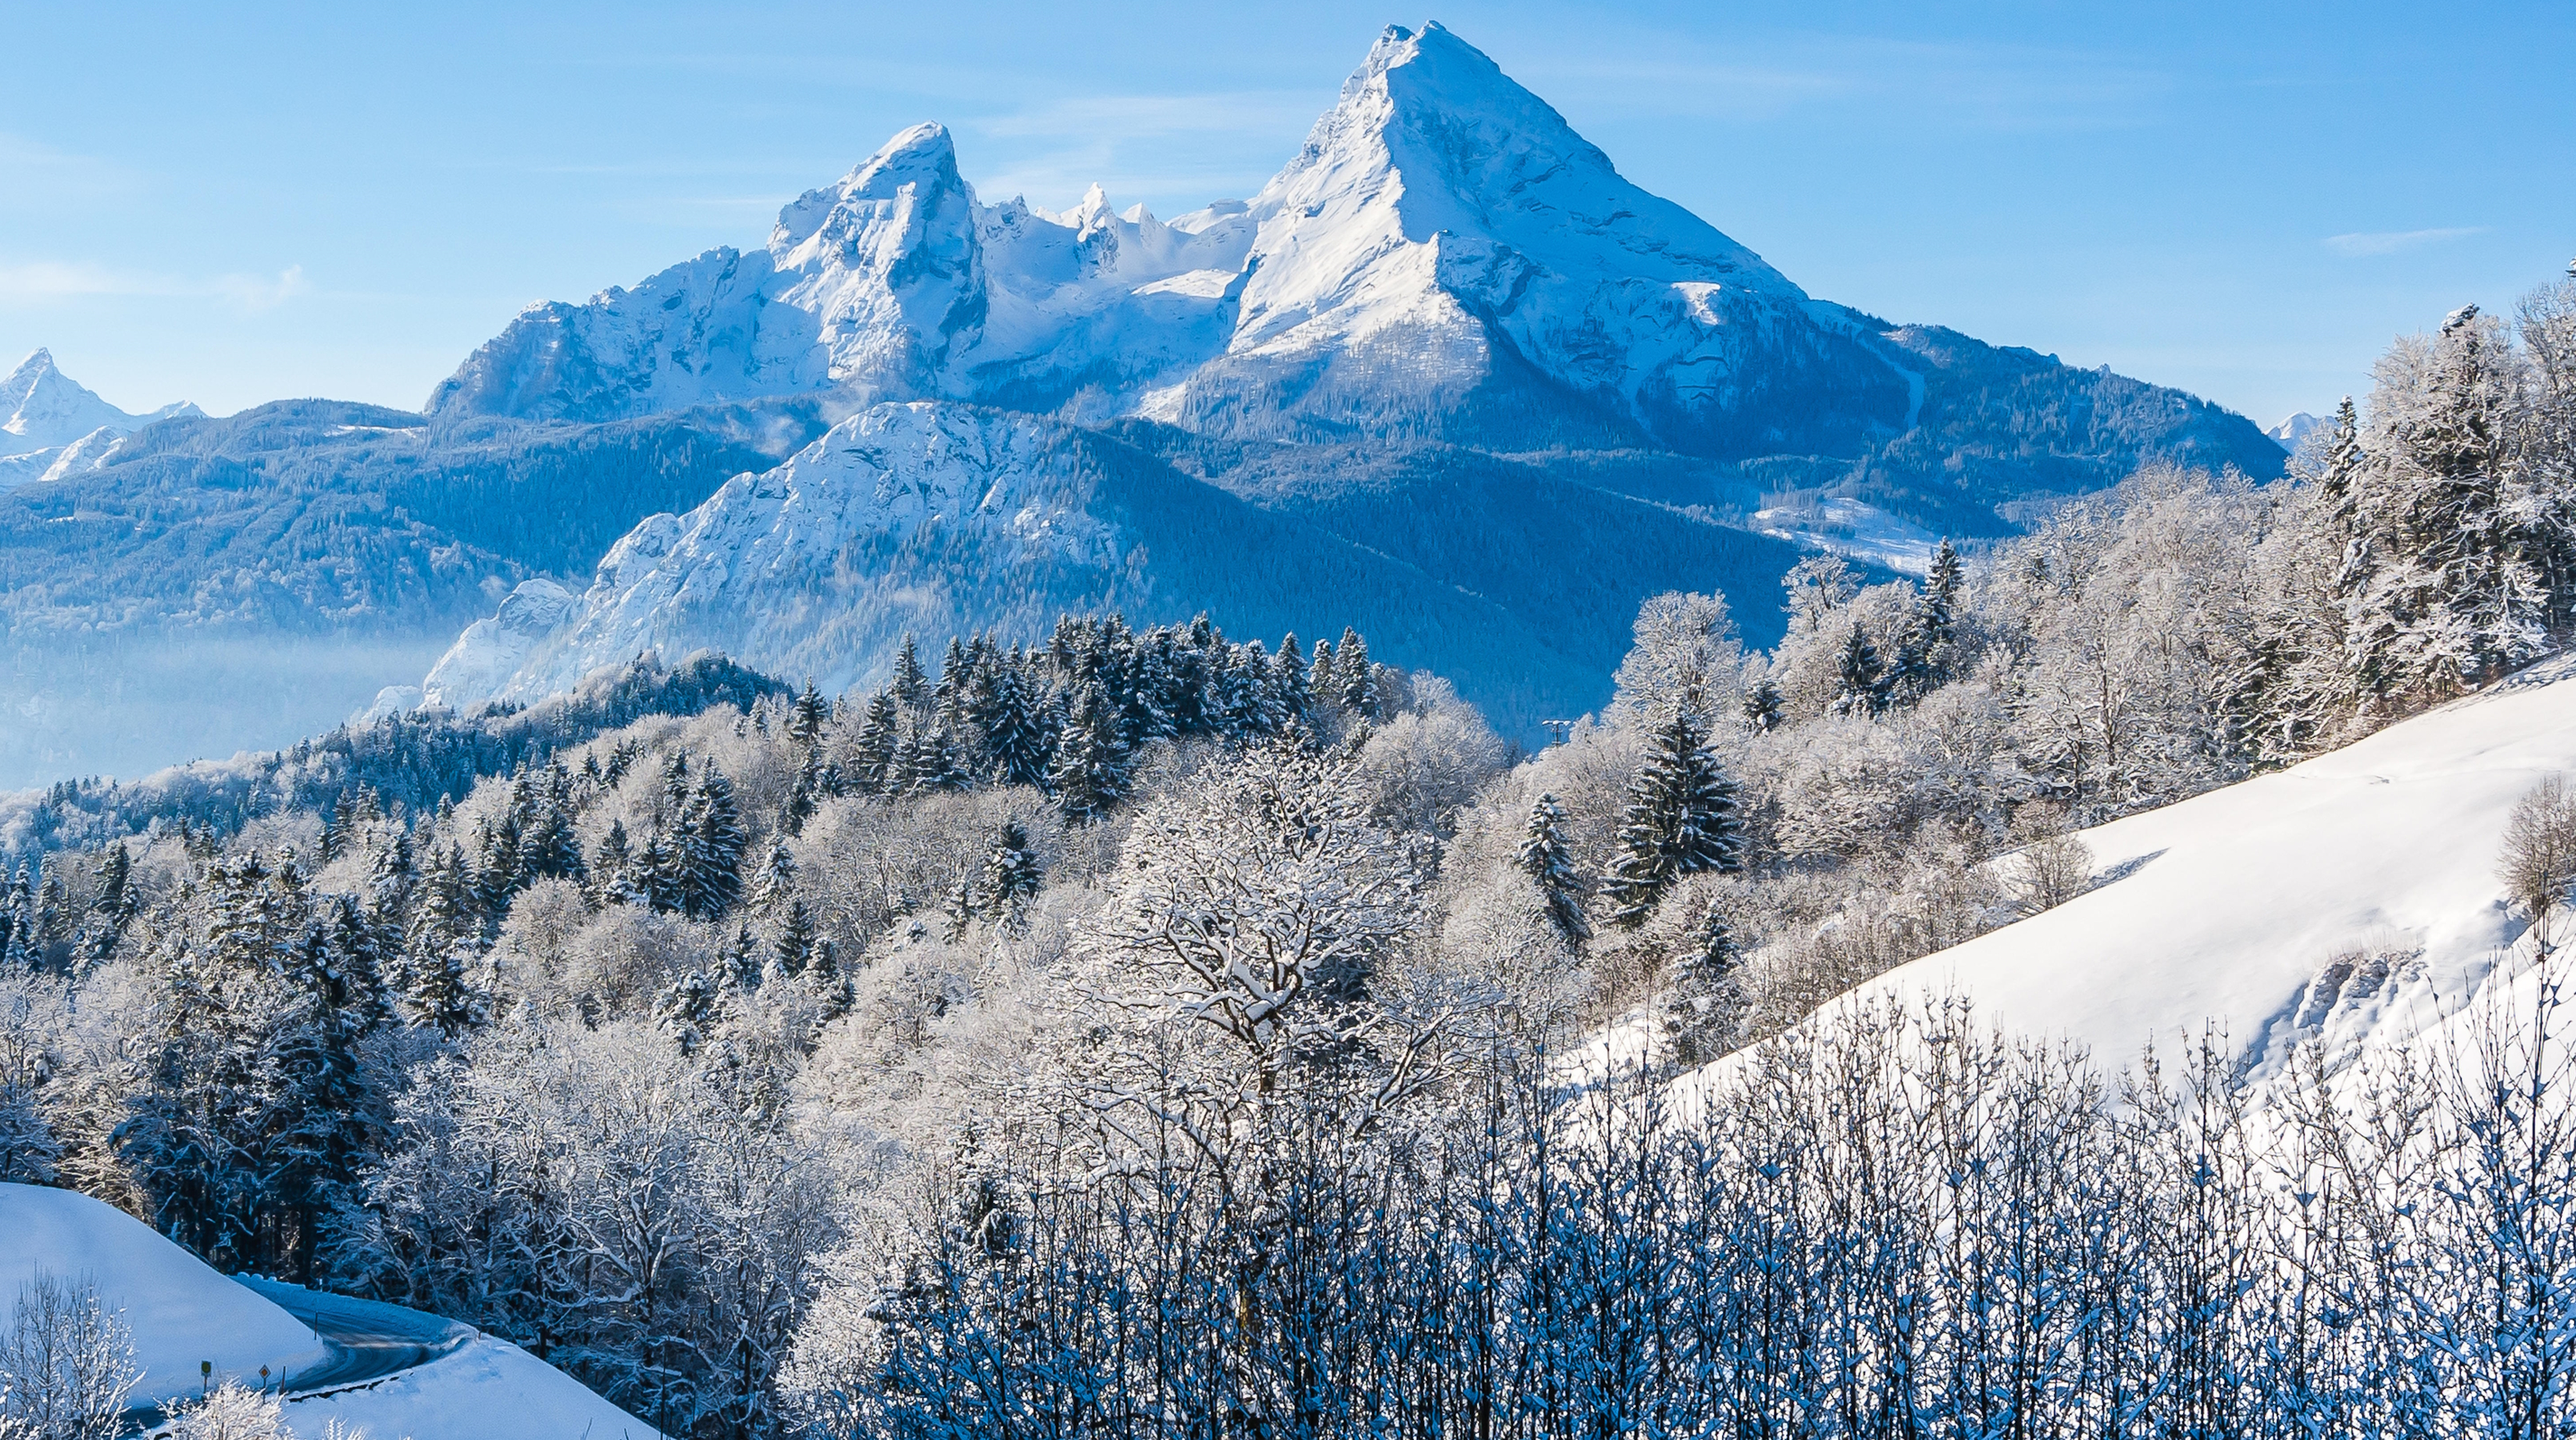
[0, 1183, 322, 1401]
[1778, 655, 2576, 1082]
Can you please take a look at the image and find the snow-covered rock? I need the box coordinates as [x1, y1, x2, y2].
[427, 124, 1253, 423]
[0, 1183, 322, 1402]
[0, 349, 197, 459]
[1724, 654, 2576, 1090]
[440, 403, 1140, 704]
[421, 578, 583, 710]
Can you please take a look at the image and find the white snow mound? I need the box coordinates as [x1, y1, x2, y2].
[0, 1183, 322, 1400]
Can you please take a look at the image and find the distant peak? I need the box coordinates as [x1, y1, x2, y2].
[773, 122, 969, 250]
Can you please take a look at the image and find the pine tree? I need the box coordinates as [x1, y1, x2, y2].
[1049, 685, 1129, 824]
[1337, 627, 1379, 719]
[94, 843, 134, 927]
[1740, 676, 1783, 733]
[592, 820, 642, 906]
[749, 835, 798, 911]
[891, 634, 930, 714]
[2349, 308, 2549, 700]
[1832, 622, 1885, 718]
[852, 691, 901, 794]
[1274, 632, 1310, 720]
[1602, 708, 1745, 928]
[772, 897, 816, 979]
[1660, 904, 1741, 1069]
[980, 665, 1053, 789]
[977, 822, 1043, 927]
[1515, 793, 1592, 945]
[1885, 539, 1962, 704]
[1308, 639, 1338, 712]
[788, 682, 828, 750]
[682, 767, 746, 919]
[910, 726, 971, 794]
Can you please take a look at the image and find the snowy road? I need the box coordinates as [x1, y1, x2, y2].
[118, 1281, 470, 1432]
[234, 1278, 476, 1394]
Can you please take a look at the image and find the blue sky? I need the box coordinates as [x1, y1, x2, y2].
[2, 1, 2569, 426]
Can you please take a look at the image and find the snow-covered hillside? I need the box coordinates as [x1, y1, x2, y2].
[0, 1184, 322, 1400]
[0, 350, 198, 490]
[0, 1185, 658, 1438]
[418, 400, 1642, 723]
[1774, 654, 2576, 1084]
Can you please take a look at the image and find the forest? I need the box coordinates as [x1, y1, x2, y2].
[1, 271, 2574, 1438]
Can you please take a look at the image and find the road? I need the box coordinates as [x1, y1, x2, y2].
[234, 1278, 475, 1394]
[120, 1281, 471, 1433]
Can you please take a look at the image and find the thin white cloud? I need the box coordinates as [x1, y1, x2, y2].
[0, 259, 313, 312]
[2323, 226, 2487, 257]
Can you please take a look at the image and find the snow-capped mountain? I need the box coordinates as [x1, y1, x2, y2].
[2266, 410, 2328, 453]
[428, 23, 2273, 476]
[428, 122, 1257, 424]
[0, 348, 199, 490]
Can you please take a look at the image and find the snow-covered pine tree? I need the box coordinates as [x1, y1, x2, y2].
[682, 766, 746, 919]
[1308, 639, 1338, 713]
[1601, 707, 1745, 928]
[891, 634, 930, 714]
[788, 681, 828, 750]
[1740, 675, 1783, 733]
[977, 822, 1043, 927]
[749, 836, 797, 911]
[1515, 793, 1591, 945]
[979, 665, 1053, 789]
[1831, 622, 1886, 718]
[1885, 539, 1962, 704]
[851, 691, 901, 794]
[2349, 306, 2550, 701]
[1659, 904, 1741, 1069]
[1338, 627, 1380, 720]
[1050, 685, 1128, 824]
[1274, 631, 1310, 721]
[771, 897, 816, 980]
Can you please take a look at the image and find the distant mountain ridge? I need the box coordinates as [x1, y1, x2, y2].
[0, 22, 2287, 786]
[418, 22, 2282, 727]
[430, 26, 2278, 503]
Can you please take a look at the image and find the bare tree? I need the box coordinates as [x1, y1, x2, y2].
[2501, 772, 2576, 954]
[0, 1274, 141, 1440]
[2005, 830, 2095, 917]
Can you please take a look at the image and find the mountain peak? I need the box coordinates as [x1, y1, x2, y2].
[0, 348, 191, 460]
[772, 122, 967, 256]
